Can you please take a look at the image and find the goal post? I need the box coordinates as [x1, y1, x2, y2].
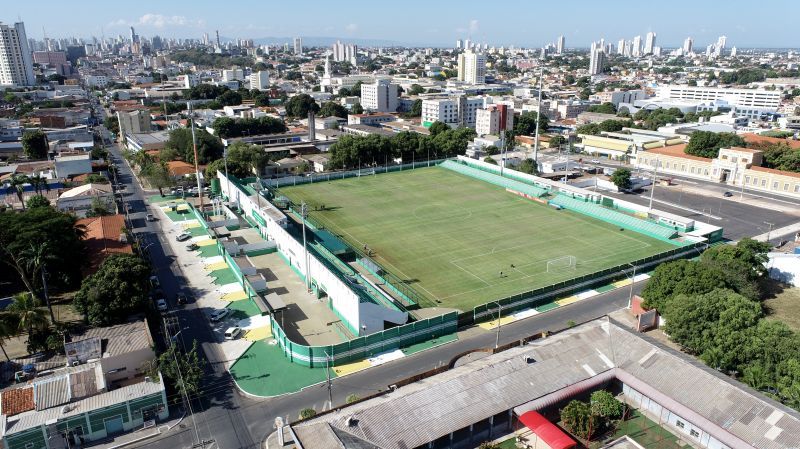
[546, 255, 577, 273]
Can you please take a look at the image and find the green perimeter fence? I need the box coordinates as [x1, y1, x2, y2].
[266, 158, 449, 190]
[466, 241, 706, 326]
[270, 311, 458, 367]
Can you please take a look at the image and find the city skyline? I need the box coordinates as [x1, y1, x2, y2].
[6, 0, 800, 48]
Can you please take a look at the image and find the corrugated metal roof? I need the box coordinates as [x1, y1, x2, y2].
[294, 319, 800, 449]
[34, 376, 70, 411]
[71, 320, 152, 357]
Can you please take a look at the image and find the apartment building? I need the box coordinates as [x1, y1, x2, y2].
[116, 109, 151, 136]
[360, 79, 399, 113]
[590, 89, 647, 106]
[249, 70, 270, 90]
[422, 96, 486, 128]
[0, 22, 35, 86]
[475, 105, 514, 137]
[457, 49, 487, 84]
[657, 85, 781, 117]
[222, 68, 244, 82]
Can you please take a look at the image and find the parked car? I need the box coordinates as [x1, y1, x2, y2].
[210, 308, 229, 322]
[146, 213, 155, 222]
[176, 232, 192, 242]
[224, 327, 242, 340]
[723, 191, 733, 197]
[591, 159, 601, 164]
[186, 243, 199, 251]
[149, 275, 160, 288]
[176, 292, 190, 305]
[155, 298, 168, 312]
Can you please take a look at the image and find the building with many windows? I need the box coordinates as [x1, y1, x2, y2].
[656, 85, 781, 118]
[457, 49, 486, 85]
[0, 21, 35, 86]
[475, 105, 513, 137]
[360, 80, 398, 113]
[421, 96, 486, 128]
[249, 70, 270, 91]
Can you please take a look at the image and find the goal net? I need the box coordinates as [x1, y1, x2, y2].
[546, 255, 577, 273]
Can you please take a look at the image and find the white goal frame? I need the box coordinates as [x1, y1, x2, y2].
[546, 255, 577, 273]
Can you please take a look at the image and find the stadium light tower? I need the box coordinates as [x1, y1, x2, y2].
[301, 202, 310, 291]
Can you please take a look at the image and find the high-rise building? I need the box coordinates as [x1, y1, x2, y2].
[455, 39, 462, 50]
[644, 32, 656, 55]
[203, 32, 209, 46]
[683, 37, 693, 54]
[457, 49, 486, 84]
[632, 35, 642, 57]
[717, 35, 727, 51]
[222, 69, 244, 82]
[589, 44, 606, 75]
[617, 39, 626, 55]
[249, 71, 270, 90]
[730, 46, 737, 57]
[475, 104, 513, 137]
[360, 79, 399, 112]
[293, 37, 303, 55]
[129, 26, 138, 44]
[556, 35, 565, 54]
[0, 21, 35, 86]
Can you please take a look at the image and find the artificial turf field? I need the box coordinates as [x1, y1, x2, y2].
[279, 166, 677, 311]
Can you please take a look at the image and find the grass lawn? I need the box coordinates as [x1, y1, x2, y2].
[764, 285, 800, 331]
[279, 166, 675, 311]
[589, 410, 684, 449]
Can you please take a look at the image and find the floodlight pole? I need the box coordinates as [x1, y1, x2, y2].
[492, 301, 502, 350]
[648, 159, 659, 211]
[301, 202, 310, 290]
[187, 102, 204, 210]
[626, 263, 637, 309]
[532, 66, 544, 165]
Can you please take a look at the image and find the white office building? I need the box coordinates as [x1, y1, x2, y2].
[683, 37, 693, 54]
[644, 32, 656, 55]
[293, 37, 303, 55]
[475, 105, 514, 137]
[657, 85, 781, 117]
[360, 79, 398, 113]
[589, 45, 606, 75]
[249, 71, 270, 90]
[457, 49, 487, 85]
[422, 96, 486, 128]
[222, 69, 244, 82]
[632, 35, 642, 57]
[556, 35, 565, 54]
[0, 21, 35, 86]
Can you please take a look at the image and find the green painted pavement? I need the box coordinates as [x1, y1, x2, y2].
[534, 302, 559, 313]
[595, 284, 616, 293]
[197, 244, 220, 258]
[226, 298, 261, 320]
[210, 268, 239, 285]
[148, 194, 182, 203]
[231, 340, 334, 397]
[401, 332, 458, 356]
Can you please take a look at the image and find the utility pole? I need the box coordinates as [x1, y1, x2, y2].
[493, 301, 502, 350]
[187, 102, 204, 210]
[626, 263, 636, 309]
[648, 159, 659, 211]
[163, 317, 200, 445]
[301, 202, 310, 290]
[324, 350, 333, 408]
[764, 221, 774, 244]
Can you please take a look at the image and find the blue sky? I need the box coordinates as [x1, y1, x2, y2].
[7, 0, 799, 48]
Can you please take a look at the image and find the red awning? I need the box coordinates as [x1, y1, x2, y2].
[519, 411, 577, 449]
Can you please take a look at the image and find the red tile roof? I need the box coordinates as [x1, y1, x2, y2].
[743, 133, 800, 149]
[76, 214, 133, 274]
[645, 143, 711, 162]
[167, 160, 196, 177]
[1, 387, 34, 416]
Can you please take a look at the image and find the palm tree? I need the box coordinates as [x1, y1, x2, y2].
[6, 174, 29, 210]
[0, 313, 17, 361]
[21, 242, 57, 323]
[7, 293, 48, 339]
[28, 175, 48, 196]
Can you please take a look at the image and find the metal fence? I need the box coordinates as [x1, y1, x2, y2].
[266, 158, 449, 189]
[270, 311, 459, 367]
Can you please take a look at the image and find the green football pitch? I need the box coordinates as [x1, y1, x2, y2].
[279, 166, 676, 312]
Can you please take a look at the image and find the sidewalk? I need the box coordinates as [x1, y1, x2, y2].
[84, 412, 184, 449]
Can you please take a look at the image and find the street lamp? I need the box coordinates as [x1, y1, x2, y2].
[625, 263, 637, 309]
[764, 221, 774, 244]
[491, 301, 503, 350]
[323, 350, 333, 408]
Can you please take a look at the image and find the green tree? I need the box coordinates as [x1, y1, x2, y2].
[103, 116, 120, 136]
[20, 242, 58, 323]
[318, 101, 348, 118]
[26, 194, 50, 209]
[408, 99, 422, 117]
[483, 156, 497, 165]
[0, 314, 17, 361]
[157, 341, 206, 398]
[610, 167, 632, 190]
[517, 159, 538, 175]
[408, 84, 425, 95]
[7, 293, 48, 340]
[166, 127, 223, 164]
[299, 408, 317, 419]
[351, 103, 364, 115]
[85, 173, 109, 184]
[549, 135, 567, 148]
[285, 94, 320, 118]
[587, 102, 617, 114]
[84, 197, 113, 217]
[514, 111, 549, 136]
[345, 394, 360, 404]
[641, 259, 727, 311]
[684, 131, 746, 158]
[560, 400, 599, 441]
[73, 254, 151, 326]
[142, 161, 175, 196]
[590, 390, 624, 419]
[216, 90, 242, 106]
[22, 130, 48, 159]
[428, 121, 450, 136]
[6, 174, 29, 209]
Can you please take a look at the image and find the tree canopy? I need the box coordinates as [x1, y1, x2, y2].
[204, 141, 269, 179]
[22, 130, 48, 159]
[166, 127, 224, 164]
[285, 94, 320, 118]
[513, 111, 549, 136]
[73, 254, 150, 326]
[318, 101, 349, 118]
[211, 116, 286, 138]
[684, 131, 746, 158]
[587, 102, 617, 114]
[610, 167, 632, 190]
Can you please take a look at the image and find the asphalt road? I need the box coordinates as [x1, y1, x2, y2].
[590, 162, 800, 241]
